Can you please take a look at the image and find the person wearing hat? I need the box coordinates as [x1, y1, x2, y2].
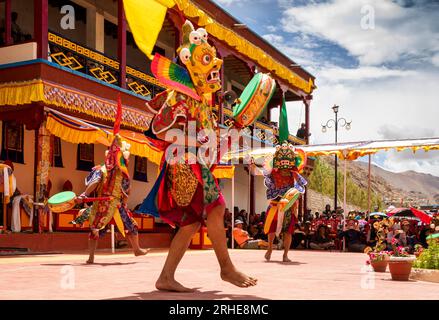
[233, 219, 269, 249]
[392, 219, 417, 253]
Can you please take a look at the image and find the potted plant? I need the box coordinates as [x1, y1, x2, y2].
[366, 250, 391, 272]
[364, 218, 393, 272]
[388, 240, 416, 281]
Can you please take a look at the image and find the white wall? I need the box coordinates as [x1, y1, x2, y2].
[220, 166, 269, 214]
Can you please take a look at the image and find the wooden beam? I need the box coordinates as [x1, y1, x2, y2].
[117, 0, 127, 89]
[4, 0, 12, 45]
[34, 0, 48, 59]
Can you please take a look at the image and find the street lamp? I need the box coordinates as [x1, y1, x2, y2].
[321, 105, 352, 212]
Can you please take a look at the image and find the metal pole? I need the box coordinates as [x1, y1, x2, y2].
[111, 224, 115, 254]
[334, 111, 338, 211]
[231, 175, 235, 249]
[343, 158, 347, 216]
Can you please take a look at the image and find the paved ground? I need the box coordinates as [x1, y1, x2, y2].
[0, 249, 438, 300]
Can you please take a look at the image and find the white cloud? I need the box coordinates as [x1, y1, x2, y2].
[432, 54, 439, 67]
[318, 66, 417, 84]
[281, 0, 439, 66]
[382, 150, 439, 177]
[214, 0, 238, 6]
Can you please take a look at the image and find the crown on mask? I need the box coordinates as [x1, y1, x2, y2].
[177, 20, 209, 63]
[273, 142, 296, 169]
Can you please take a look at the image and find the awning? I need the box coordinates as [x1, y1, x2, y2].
[46, 109, 235, 178]
[0, 79, 152, 131]
[223, 137, 439, 161]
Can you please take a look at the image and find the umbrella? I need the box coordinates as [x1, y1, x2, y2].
[368, 212, 388, 219]
[388, 208, 432, 224]
[426, 233, 439, 240]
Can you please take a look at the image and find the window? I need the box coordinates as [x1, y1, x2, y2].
[52, 136, 63, 167]
[1, 121, 24, 164]
[76, 143, 94, 171]
[133, 156, 148, 182]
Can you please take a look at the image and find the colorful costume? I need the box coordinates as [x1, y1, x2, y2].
[72, 99, 138, 240]
[138, 21, 225, 227]
[263, 143, 307, 236]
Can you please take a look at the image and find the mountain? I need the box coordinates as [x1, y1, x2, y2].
[352, 162, 439, 205]
[307, 156, 439, 211]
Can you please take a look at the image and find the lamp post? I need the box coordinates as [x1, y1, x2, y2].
[321, 105, 351, 212]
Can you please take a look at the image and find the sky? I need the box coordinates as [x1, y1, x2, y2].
[213, 0, 439, 176]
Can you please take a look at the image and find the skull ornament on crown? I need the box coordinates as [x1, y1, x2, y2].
[177, 20, 223, 95]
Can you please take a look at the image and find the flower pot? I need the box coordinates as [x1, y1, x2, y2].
[371, 260, 388, 272]
[388, 257, 415, 281]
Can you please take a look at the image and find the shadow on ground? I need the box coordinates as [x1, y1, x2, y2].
[40, 262, 139, 267]
[264, 260, 307, 265]
[111, 290, 268, 300]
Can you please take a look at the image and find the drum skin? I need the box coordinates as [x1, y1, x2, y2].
[48, 191, 76, 213]
[233, 73, 276, 127]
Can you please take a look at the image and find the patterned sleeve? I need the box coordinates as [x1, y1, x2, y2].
[150, 91, 188, 135]
[85, 167, 103, 187]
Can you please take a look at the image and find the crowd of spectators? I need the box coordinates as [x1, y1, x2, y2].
[225, 204, 438, 253]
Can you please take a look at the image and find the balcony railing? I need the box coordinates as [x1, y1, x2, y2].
[47, 31, 165, 98]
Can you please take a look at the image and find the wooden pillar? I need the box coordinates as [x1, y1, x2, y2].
[249, 169, 255, 215]
[117, 0, 127, 89]
[4, 0, 12, 45]
[86, 7, 105, 52]
[367, 154, 371, 213]
[32, 127, 39, 232]
[34, 0, 48, 59]
[303, 97, 311, 217]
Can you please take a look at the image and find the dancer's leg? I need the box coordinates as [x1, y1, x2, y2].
[265, 233, 275, 261]
[206, 204, 257, 288]
[86, 239, 98, 264]
[127, 234, 149, 256]
[155, 222, 200, 292]
[282, 233, 292, 262]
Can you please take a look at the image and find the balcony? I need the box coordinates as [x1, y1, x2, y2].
[47, 31, 165, 99]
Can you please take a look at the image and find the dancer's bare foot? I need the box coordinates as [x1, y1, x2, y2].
[221, 268, 257, 288]
[155, 276, 196, 292]
[282, 256, 292, 262]
[134, 248, 150, 256]
[86, 257, 94, 264]
[264, 250, 272, 261]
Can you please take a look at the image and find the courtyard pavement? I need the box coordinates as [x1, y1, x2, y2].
[0, 249, 438, 300]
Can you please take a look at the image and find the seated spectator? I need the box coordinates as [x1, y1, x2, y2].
[339, 219, 366, 252]
[253, 222, 267, 241]
[233, 219, 268, 249]
[310, 225, 334, 250]
[292, 223, 305, 249]
[392, 219, 417, 253]
[322, 204, 331, 218]
[303, 221, 313, 249]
